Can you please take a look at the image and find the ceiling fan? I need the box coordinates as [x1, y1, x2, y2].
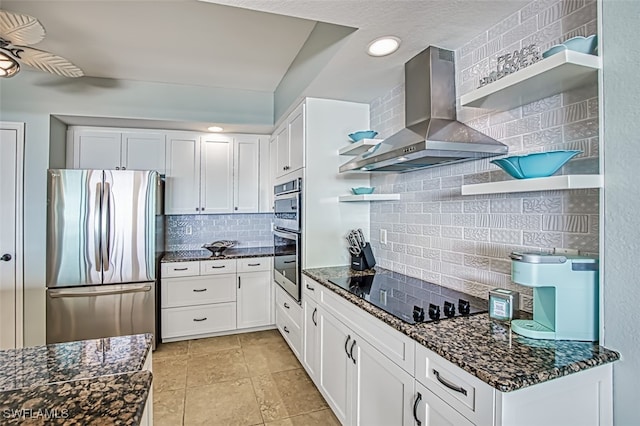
[0, 9, 83, 78]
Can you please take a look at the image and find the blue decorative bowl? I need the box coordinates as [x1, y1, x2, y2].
[542, 35, 597, 58]
[348, 130, 378, 142]
[351, 187, 375, 195]
[491, 150, 582, 179]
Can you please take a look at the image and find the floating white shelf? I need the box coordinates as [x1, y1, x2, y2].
[461, 174, 603, 195]
[338, 139, 383, 156]
[460, 50, 601, 110]
[338, 194, 401, 202]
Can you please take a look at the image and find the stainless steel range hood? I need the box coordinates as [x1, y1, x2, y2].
[340, 46, 508, 173]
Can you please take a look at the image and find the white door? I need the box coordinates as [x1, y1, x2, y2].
[236, 271, 271, 329]
[201, 136, 233, 214]
[275, 124, 289, 178]
[233, 136, 260, 213]
[318, 308, 353, 425]
[351, 336, 415, 426]
[288, 103, 305, 173]
[414, 382, 474, 426]
[0, 122, 24, 349]
[165, 134, 201, 214]
[123, 132, 166, 173]
[268, 136, 277, 208]
[73, 129, 122, 169]
[302, 297, 320, 381]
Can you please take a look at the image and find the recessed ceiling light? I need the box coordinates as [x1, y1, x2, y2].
[207, 126, 224, 132]
[367, 36, 401, 57]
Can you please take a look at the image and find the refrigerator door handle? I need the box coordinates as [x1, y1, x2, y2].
[101, 181, 111, 272]
[48, 284, 152, 298]
[94, 181, 102, 272]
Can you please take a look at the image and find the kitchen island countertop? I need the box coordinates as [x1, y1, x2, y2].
[0, 334, 153, 424]
[162, 246, 274, 262]
[303, 266, 620, 393]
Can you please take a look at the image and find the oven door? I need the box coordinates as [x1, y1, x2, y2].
[273, 192, 300, 232]
[273, 229, 300, 302]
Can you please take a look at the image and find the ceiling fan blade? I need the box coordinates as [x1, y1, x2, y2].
[0, 9, 45, 45]
[16, 45, 84, 78]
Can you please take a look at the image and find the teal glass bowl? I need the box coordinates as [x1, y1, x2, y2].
[542, 35, 597, 58]
[348, 130, 378, 142]
[491, 150, 582, 179]
[351, 187, 375, 195]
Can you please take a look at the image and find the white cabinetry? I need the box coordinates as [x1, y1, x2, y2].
[67, 127, 166, 173]
[237, 257, 273, 329]
[302, 281, 320, 380]
[414, 382, 474, 426]
[275, 285, 302, 358]
[165, 133, 264, 214]
[273, 102, 305, 180]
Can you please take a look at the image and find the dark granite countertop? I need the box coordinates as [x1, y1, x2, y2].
[162, 246, 274, 262]
[0, 334, 153, 424]
[303, 266, 620, 393]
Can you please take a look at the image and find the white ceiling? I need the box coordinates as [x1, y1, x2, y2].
[2, 0, 531, 131]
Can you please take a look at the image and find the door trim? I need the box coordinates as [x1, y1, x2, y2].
[1, 121, 24, 348]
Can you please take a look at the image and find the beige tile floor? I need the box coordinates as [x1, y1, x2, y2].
[152, 329, 340, 426]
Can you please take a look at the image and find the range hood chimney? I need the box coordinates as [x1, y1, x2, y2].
[340, 46, 508, 173]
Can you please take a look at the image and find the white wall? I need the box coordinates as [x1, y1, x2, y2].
[0, 72, 274, 345]
[601, 1, 640, 424]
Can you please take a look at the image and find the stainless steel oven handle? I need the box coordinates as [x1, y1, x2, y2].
[49, 284, 152, 298]
[101, 181, 111, 272]
[94, 182, 102, 272]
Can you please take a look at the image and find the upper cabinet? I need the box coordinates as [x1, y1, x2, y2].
[67, 127, 166, 173]
[273, 103, 305, 179]
[460, 51, 601, 111]
[165, 133, 202, 215]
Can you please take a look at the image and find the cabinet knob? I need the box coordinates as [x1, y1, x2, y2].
[196, 207, 199, 211]
[234, 207, 238, 211]
[1, 253, 11, 262]
[115, 167, 120, 170]
[122, 166, 126, 170]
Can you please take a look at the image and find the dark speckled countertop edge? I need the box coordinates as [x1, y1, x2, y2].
[162, 246, 274, 262]
[302, 266, 620, 393]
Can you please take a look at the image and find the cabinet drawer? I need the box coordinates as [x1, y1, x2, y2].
[161, 303, 236, 339]
[276, 304, 302, 358]
[161, 261, 199, 278]
[238, 257, 272, 273]
[161, 275, 236, 308]
[301, 275, 319, 302]
[275, 284, 302, 327]
[415, 344, 494, 425]
[200, 259, 237, 275]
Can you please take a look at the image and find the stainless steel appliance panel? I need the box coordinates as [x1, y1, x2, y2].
[102, 170, 156, 285]
[273, 229, 300, 302]
[47, 169, 104, 287]
[273, 178, 301, 232]
[46, 283, 155, 345]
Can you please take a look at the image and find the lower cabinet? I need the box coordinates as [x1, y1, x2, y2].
[274, 284, 302, 358]
[414, 382, 474, 426]
[302, 294, 320, 380]
[160, 257, 273, 341]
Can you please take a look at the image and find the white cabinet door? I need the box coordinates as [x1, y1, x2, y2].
[268, 136, 277, 203]
[275, 124, 289, 178]
[351, 336, 415, 426]
[288, 103, 305, 173]
[123, 132, 166, 173]
[233, 136, 259, 213]
[318, 308, 353, 426]
[258, 136, 272, 213]
[201, 136, 233, 214]
[414, 382, 474, 426]
[73, 129, 122, 169]
[303, 296, 320, 382]
[165, 134, 201, 215]
[237, 270, 272, 329]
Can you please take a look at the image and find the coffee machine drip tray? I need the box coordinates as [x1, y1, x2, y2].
[327, 271, 486, 325]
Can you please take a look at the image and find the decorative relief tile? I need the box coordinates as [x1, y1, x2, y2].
[453, 214, 476, 227]
[406, 245, 423, 257]
[464, 255, 491, 270]
[464, 200, 490, 213]
[472, 38, 503, 64]
[464, 228, 490, 241]
[441, 201, 463, 213]
[462, 58, 490, 84]
[523, 197, 562, 213]
[463, 172, 491, 185]
[522, 21, 562, 51]
[422, 225, 441, 237]
[588, 97, 599, 118]
[452, 239, 477, 254]
[541, 101, 588, 128]
[441, 175, 463, 189]
[406, 180, 422, 192]
[490, 229, 522, 244]
[542, 215, 589, 233]
[393, 223, 407, 233]
[407, 224, 422, 235]
[460, 32, 489, 58]
[392, 243, 406, 253]
[502, 136, 524, 152]
[523, 231, 563, 247]
[488, 12, 521, 41]
[562, 0, 597, 33]
[521, 0, 561, 22]
[441, 275, 464, 290]
[490, 258, 512, 274]
[585, 18, 597, 36]
[523, 94, 562, 117]
[422, 248, 441, 260]
[442, 226, 463, 239]
[538, 0, 585, 28]
[456, 52, 474, 71]
[421, 270, 442, 284]
[563, 84, 598, 105]
[489, 107, 523, 126]
[490, 198, 522, 213]
[432, 214, 452, 226]
[563, 233, 598, 252]
[505, 115, 542, 137]
[564, 194, 599, 214]
[522, 127, 564, 147]
[405, 203, 422, 214]
[589, 214, 599, 234]
[422, 202, 440, 213]
[502, 16, 538, 47]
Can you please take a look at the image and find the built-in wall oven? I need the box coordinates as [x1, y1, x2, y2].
[273, 178, 302, 302]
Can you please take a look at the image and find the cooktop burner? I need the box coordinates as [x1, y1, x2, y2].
[328, 272, 487, 325]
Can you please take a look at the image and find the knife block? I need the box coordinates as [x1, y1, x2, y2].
[351, 243, 376, 271]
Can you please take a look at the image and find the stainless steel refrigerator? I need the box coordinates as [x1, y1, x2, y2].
[46, 169, 162, 347]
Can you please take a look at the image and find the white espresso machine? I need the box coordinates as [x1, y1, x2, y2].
[509, 252, 599, 341]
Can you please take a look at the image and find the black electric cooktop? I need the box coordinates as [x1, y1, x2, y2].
[328, 272, 487, 325]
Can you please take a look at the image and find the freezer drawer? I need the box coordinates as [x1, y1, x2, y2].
[46, 283, 156, 346]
